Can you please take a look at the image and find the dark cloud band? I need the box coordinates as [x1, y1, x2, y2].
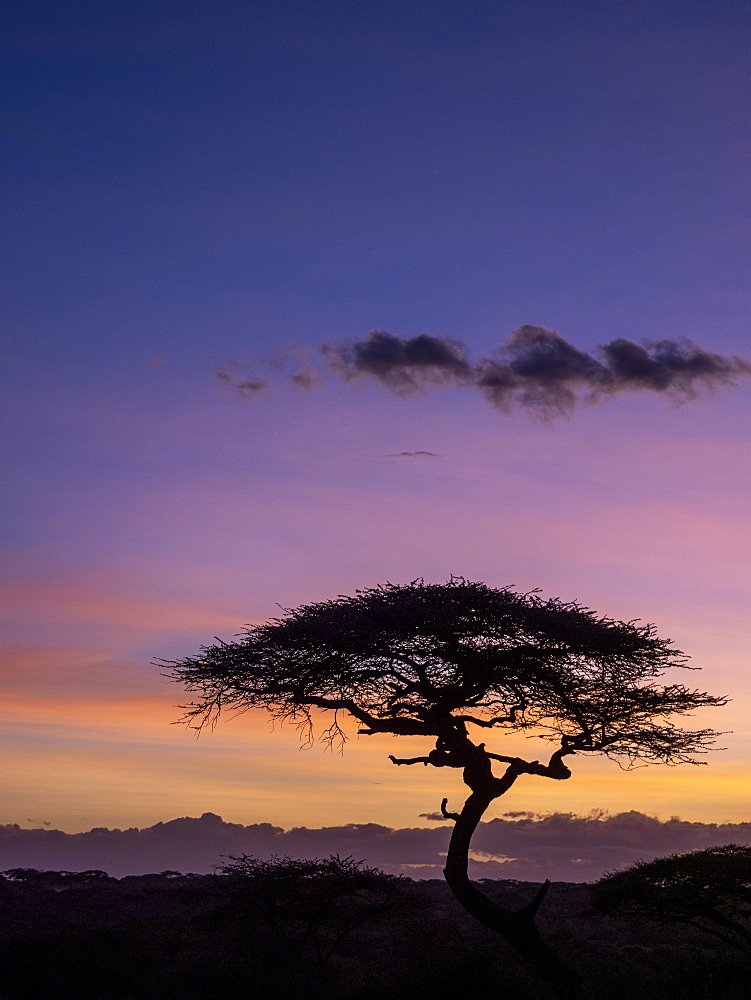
[5, 811, 751, 881]
[323, 330, 473, 393]
[218, 326, 750, 417]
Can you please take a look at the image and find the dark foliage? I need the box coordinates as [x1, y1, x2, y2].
[165, 578, 723, 765]
[591, 845, 751, 952]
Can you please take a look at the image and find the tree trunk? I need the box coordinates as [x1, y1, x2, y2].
[443, 790, 583, 1000]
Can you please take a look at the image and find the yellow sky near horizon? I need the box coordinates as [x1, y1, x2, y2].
[3, 642, 748, 834]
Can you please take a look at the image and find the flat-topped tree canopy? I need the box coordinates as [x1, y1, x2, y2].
[165, 578, 724, 766]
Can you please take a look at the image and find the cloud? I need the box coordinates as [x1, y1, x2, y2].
[323, 330, 473, 394]
[289, 365, 322, 390]
[217, 327, 751, 418]
[599, 337, 747, 395]
[386, 451, 439, 458]
[4, 810, 751, 882]
[216, 369, 268, 396]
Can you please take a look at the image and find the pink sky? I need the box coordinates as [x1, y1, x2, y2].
[3, 379, 749, 833]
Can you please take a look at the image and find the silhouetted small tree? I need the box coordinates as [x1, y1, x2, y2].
[212, 854, 406, 995]
[591, 845, 751, 953]
[164, 578, 726, 998]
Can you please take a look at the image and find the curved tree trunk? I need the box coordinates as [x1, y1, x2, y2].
[442, 790, 583, 1000]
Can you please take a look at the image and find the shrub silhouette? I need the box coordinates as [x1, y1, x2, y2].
[591, 844, 751, 953]
[204, 854, 407, 996]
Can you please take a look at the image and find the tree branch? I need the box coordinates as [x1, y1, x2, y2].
[295, 694, 432, 736]
[441, 797, 460, 821]
[457, 704, 527, 728]
[518, 879, 552, 918]
[485, 752, 526, 765]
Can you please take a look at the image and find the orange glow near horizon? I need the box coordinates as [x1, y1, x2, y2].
[3, 626, 749, 835]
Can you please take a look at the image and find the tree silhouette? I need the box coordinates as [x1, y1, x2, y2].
[209, 855, 407, 998]
[164, 578, 726, 998]
[591, 845, 751, 954]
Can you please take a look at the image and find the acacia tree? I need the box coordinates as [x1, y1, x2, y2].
[164, 578, 725, 999]
[591, 845, 751, 953]
[211, 855, 407, 997]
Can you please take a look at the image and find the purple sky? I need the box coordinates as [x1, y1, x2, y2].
[2, 0, 750, 860]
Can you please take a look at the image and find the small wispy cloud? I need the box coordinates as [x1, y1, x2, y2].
[216, 326, 751, 418]
[288, 358, 322, 390]
[386, 451, 439, 458]
[216, 368, 269, 396]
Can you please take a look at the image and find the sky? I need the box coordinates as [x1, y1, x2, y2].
[2, 0, 750, 858]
